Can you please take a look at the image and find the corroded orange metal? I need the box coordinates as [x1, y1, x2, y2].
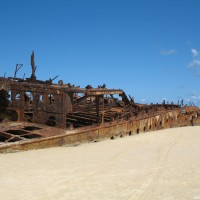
[0, 52, 199, 153]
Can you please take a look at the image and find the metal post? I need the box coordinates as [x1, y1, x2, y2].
[96, 96, 100, 123]
[101, 95, 104, 124]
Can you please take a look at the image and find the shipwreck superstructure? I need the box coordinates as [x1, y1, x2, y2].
[0, 52, 199, 153]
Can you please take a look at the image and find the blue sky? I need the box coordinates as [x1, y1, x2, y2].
[0, 0, 200, 106]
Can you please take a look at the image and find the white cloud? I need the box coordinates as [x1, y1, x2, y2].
[160, 49, 177, 55]
[191, 48, 199, 57]
[188, 48, 200, 76]
[183, 90, 200, 106]
[140, 98, 146, 103]
[188, 60, 200, 76]
[188, 59, 200, 68]
[184, 98, 199, 106]
[191, 95, 199, 100]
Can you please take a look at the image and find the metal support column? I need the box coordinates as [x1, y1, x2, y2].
[18, 91, 25, 121]
[101, 95, 104, 124]
[96, 96, 100, 123]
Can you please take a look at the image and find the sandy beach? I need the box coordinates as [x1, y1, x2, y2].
[0, 126, 200, 200]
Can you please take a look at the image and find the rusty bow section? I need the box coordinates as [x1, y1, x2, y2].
[0, 52, 200, 153]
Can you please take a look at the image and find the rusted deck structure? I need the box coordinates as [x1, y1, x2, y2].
[0, 52, 199, 153]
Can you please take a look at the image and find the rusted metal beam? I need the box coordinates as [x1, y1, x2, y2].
[96, 96, 100, 123]
[101, 95, 104, 124]
[87, 89, 124, 96]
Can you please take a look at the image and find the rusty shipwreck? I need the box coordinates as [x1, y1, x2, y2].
[0, 52, 199, 153]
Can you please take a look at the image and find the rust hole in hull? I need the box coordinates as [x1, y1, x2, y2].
[5, 130, 29, 135]
[23, 126, 42, 131]
[22, 134, 42, 139]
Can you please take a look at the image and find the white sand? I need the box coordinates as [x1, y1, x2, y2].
[0, 126, 200, 200]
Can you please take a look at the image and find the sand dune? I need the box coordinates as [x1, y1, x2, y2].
[0, 126, 200, 200]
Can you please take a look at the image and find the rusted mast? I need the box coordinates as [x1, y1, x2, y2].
[30, 51, 36, 81]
